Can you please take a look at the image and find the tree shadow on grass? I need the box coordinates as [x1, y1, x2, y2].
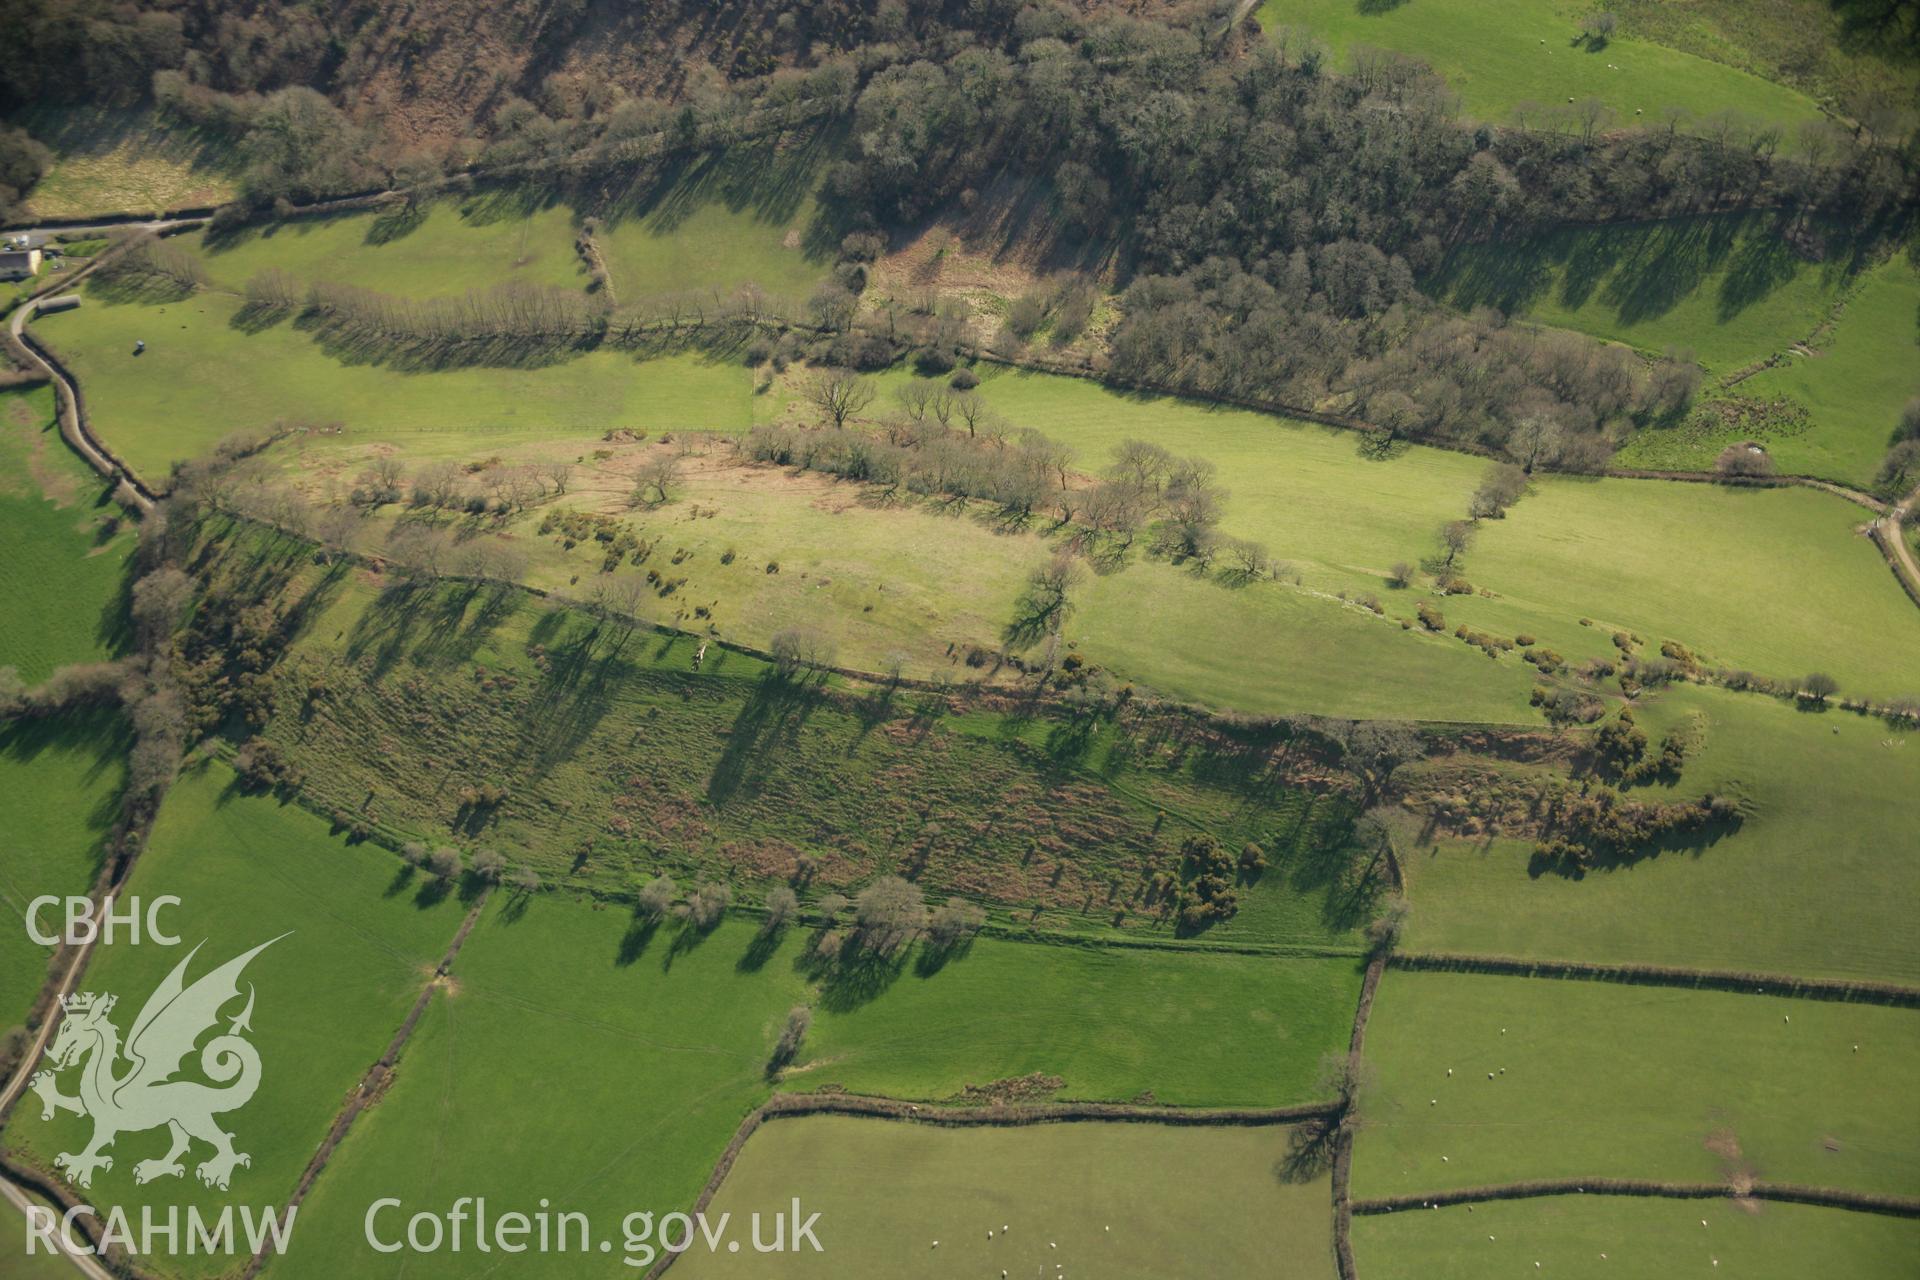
[412, 875, 454, 910]
[228, 299, 295, 335]
[736, 925, 786, 973]
[1276, 1117, 1341, 1184]
[913, 933, 976, 978]
[799, 938, 907, 1013]
[384, 863, 418, 899]
[616, 915, 661, 967]
[706, 673, 825, 807]
[0, 710, 130, 877]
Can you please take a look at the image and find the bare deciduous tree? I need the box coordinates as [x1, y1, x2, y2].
[803, 369, 877, 428]
[637, 874, 678, 920]
[854, 876, 926, 957]
[630, 455, 680, 507]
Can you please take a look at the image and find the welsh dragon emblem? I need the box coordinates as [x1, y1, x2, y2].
[28, 936, 286, 1191]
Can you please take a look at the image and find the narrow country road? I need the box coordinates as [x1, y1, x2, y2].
[9, 217, 200, 241]
[0, 899, 115, 1280]
[1881, 480, 1920, 605]
[4, 231, 187, 514]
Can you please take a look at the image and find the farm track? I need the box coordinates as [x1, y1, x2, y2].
[1875, 480, 1920, 609]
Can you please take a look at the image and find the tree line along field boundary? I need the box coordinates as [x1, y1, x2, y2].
[1351, 1178, 1920, 1219]
[1387, 952, 1920, 1009]
[1331, 953, 1390, 1280]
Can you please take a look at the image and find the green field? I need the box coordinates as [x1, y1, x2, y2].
[874, 366, 1920, 702]
[1352, 969, 1920, 1200]
[803, 943, 1363, 1106]
[1603, 0, 1920, 120]
[1354, 1193, 1920, 1280]
[1260, 0, 1825, 132]
[1395, 684, 1920, 984]
[267, 891, 1348, 1279]
[1612, 252, 1920, 486]
[1426, 216, 1854, 374]
[0, 386, 132, 683]
[0, 712, 125, 1036]
[31, 287, 755, 481]
[0, 763, 468, 1280]
[595, 141, 835, 306]
[1726, 256, 1920, 487]
[1464, 477, 1918, 698]
[321, 443, 1546, 724]
[674, 1116, 1338, 1280]
[262, 904, 808, 1280]
[189, 196, 587, 299]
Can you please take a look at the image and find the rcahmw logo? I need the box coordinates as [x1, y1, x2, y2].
[28, 935, 287, 1192]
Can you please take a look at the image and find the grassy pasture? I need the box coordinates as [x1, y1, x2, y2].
[594, 141, 836, 305]
[1259, 0, 1825, 133]
[1722, 255, 1920, 487]
[310, 436, 1545, 724]
[673, 1115, 1338, 1280]
[1603, 0, 1920, 120]
[0, 763, 468, 1280]
[32, 287, 755, 481]
[869, 365, 1920, 701]
[0, 712, 126, 1036]
[262, 905, 809, 1280]
[1425, 215, 1855, 373]
[186, 195, 587, 299]
[1464, 476, 1920, 699]
[1352, 969, 1920, 1200]
[17, 106, 238, 219]
[1353, 1193, 1920, 1280]
[1396, 684, 1920, 985]
[269, 897, 1345, 1278]
[0, 386, 133, 682]
[801, 943, 1363, 1106]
